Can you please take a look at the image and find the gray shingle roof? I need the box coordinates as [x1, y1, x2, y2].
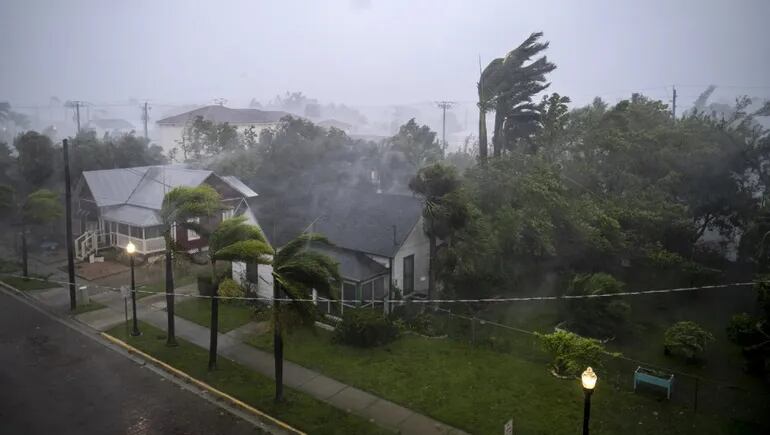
[312, 244, 388, 282]
[156, 105, 289, 125]
[221, 175, 258, 198]
[101, 204, 162, 226]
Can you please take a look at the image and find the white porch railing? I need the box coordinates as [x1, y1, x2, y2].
[114, 233, 166, 254]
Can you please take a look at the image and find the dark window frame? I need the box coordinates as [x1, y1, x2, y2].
[403, 254, 414, 293]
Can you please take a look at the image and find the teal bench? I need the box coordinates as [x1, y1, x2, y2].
[634, 366, 674, 399]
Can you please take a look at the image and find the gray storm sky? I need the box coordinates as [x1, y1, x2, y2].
[1, 0, 768, 109]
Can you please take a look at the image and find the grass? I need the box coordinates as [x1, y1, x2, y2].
[0, 274, 59, 290]
[175, 298, 255, 333]
[0, 258, 20, 273]
[106, 322, 390, 435]
[72, 300, 107, 315]
[244, 327, 743, 435]
[137, 274, 196, 299]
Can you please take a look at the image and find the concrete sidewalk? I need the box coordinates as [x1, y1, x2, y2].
[14, 281, 467, 435]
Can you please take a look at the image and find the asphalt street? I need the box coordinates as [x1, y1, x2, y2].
[0, 290, 266, 435]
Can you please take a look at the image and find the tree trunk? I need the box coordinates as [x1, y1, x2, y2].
[208, 260, 219, 370]
[164, 245, 177, 347]
[492, 103, 504, 157]
[273, 279, 284, 402]
[21, 229, 28, 277]
[428, 231, 437, 301]
[478, 107, 488, 162]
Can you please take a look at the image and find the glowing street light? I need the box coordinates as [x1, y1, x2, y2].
[581, 367, 597, 435]
[126, 241, 141, 336]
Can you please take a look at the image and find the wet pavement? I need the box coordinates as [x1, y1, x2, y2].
[0, 291, 266, 435]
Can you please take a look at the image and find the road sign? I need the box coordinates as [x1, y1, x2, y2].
[504, 418, 513, 435]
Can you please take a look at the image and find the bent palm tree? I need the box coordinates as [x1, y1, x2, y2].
[161, 185, 222, 348]
[270, 233, 341, 401]
[208, 215, 273, 369]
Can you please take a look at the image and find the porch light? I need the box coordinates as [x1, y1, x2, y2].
[581, 367, 597, 390]
[126, 241, 136, 255]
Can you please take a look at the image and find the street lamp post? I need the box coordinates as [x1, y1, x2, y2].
[127, 241, 141, 336]
[581, 367, 597, 435]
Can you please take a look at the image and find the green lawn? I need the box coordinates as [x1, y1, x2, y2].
[137, 274, 197, 299]
[0, 275, 59, 290]
[72, 301, 107, 315]
[106, 322, 390, 435]
[175, 298, 255, 333]
[0, 259, 20, 273]
[245, 327, 740, 435]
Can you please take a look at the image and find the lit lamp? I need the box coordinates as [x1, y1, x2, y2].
[126, 241, 141, 336]
[581, 367, 597, 435]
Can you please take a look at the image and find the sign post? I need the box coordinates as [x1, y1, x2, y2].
[504, 418, 513, 435]
[120, 285, 129, 337]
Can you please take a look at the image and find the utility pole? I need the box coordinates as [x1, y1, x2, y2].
[142, 101, 149, 140]
[672, 86, 677, 120]
[63, 139, 77, 311]
[435, 101, 455, 153]
[75, 101, 81, 133]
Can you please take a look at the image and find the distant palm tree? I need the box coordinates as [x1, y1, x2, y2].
[478, 32, 556, 158]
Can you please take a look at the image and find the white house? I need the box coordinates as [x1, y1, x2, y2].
[155, 105, 289, 156]
[86, 118, 135, 137]
[232, 190, 430, 314]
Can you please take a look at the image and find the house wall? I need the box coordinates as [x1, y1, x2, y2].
[157, 122, 279, 158]
[232, 261, 274, 300]
[392, 216, 430, 296]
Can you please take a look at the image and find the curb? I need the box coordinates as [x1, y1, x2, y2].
[100, 332, 305, 435]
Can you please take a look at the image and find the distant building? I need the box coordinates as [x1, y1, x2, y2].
[74, 165, 260, 259]
[155, 105, 289, 155]
[86, 118, 135, 137]
[317, 119, 353, 133]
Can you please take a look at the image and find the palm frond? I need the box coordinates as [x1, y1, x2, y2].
[275, 232, 333, 265]
[275, 250, 341, 299]
[213, 239, 274, 263]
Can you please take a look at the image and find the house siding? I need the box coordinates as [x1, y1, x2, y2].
[232, 261, 274, 300]
[392, 216, 430, 296]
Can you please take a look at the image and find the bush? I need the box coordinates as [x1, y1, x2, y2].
[664, 321, 714, 361]
[218, 278, 244, 303]
[333, 309, 398, 348]
[726, 313, 761, 346]
[537, 330, 614, 377]
[565, 273, 630, 338]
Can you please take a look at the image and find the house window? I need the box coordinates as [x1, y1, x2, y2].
[246, 262, 258, 284]
[144, 225, 164, 239]
[403, 255, 414, 294]
[222, 208, 234, 221]
[130, 225, 143, 239]
[362, 281, 373, 303]
[118, 223, 129, 236]
[342, 282, 357, 304]
[187, 217, 200, 241]
[373, 277, 385, 299]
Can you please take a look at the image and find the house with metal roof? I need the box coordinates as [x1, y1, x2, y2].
[155, 105, 289, 155]
[74, 165, 259, 259]
[232, 189, 431, 315]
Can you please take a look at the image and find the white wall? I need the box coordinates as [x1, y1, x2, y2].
[232, 261, 274, 301]
[392, 216, 430, 296]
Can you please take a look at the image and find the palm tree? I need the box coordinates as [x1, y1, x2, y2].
[269, 233, 341, 401]
[478, 32, 556, 158]
[161, 185, 222, 348]
[409, 163, 461, 300]
[207, 215, 273, 369]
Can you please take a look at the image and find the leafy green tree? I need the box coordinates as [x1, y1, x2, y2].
[409, 162, 463, 298]
[15, 131, 56, 188]
[269, 233, 341, 401]
[388, 118, 442, 169]
[17, 189, 63, 276]
[537, 330, 615, 377]
[565, 273, 630, 338]
[663, 321, 714, 361]
[161, 185, 223, 348]
[178, 116, 241, 160]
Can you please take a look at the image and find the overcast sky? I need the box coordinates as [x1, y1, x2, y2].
[1, 0, 768, 109]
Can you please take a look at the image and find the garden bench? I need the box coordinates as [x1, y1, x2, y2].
[633, 366, 674, 399]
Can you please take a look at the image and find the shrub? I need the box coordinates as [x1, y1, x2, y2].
[218, 278, 244, 303]
[333, 309, 398, 347]
[664, 321, 714, 361]
[537, 330, 614, 377]
[726, 313, 761, 346]
[565, 273, 630, 338]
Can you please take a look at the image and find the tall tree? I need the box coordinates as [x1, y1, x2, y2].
[15, 189, 63, 276]
[161, 185, 222, 349]
[388, 118, 442, 169]
[268, 233, 341, 401]
[15, 131, 56, 188]
[478, 32, 556, 158]
[409, 163, 462, 299]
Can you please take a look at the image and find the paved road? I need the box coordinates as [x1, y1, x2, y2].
[0, 291, 265, 435]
